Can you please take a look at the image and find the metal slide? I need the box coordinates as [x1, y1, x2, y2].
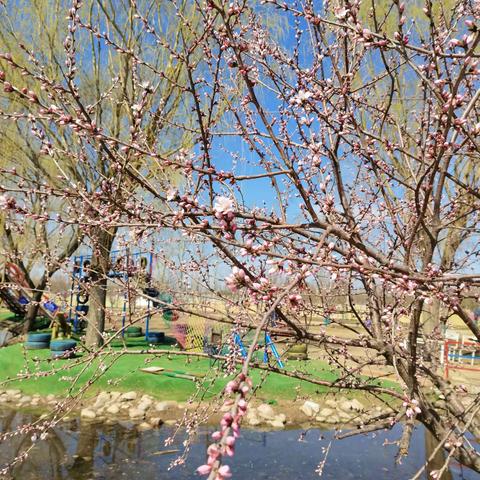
[0, 263, 57, 321]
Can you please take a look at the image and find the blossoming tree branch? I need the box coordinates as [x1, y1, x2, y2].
[1, 0, 480, 477]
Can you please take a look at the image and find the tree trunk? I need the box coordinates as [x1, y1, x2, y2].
[68, 420, 97, 480]
[22, 277, 48, 334]
[85, 229, 115, 348]
[425, 430, 453, 480]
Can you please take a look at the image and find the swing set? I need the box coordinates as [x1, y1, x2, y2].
[204, 311, 285, 369]
[68, 248, 160, 339]
[233, 331, 284, 368]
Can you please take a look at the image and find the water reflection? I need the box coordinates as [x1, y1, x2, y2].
[425, 430, 452, 480]
[0, 408, 476, 479]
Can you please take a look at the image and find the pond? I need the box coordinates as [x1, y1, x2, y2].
[0, 408, 476, 479]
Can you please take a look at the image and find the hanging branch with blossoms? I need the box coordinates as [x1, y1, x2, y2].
[1, 0, 480, 477]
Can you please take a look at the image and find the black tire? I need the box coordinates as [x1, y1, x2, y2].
[144, 287, 159, 298]
[24, 341, 50, 350]
[147, 332, 165, 343]
[27, 333, 52, 343]
[75, 305, 89, 315]
[148, 331, 165, 338]
[50, 340, 77, 351]
[76, 292, 89, 305]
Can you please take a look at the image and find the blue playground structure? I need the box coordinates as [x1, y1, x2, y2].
[68, 248, 157, 340]
[0, 262, 60, 321]
[233, 331, 284, 368]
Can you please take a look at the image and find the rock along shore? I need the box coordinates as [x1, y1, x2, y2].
[0, 388, 405, 431]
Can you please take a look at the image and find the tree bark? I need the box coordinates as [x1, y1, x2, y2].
[22, 277, 47, 334]
[425, 430, 453, 480]
[85, 228, 115, 348]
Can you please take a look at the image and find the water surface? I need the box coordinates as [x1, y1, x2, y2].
[0, 409, 476, 479]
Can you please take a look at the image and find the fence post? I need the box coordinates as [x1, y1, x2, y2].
[444, 340, 449, 379]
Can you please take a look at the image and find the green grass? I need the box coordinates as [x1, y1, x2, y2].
[0, 309, 51, 331]
[0, 311, 20, 322]
[0, 339, 360, 403]
[0, 309, 398, 403]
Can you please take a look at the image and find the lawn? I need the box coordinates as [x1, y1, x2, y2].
[0, 306, 398, 404]
[0, 311, 18, 322]
[0, 338, 393, 404]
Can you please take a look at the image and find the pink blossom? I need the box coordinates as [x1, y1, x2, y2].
[166, 188, 178, 201]
[238, 398, 247, 411]
[197, 464, 212, 475]
[231, 421, 240, 438]
[292, 89, 313, 105]
[0, 194, 8, 209]
[334, 7, 348, 19]
[225, 267, 249, 292]
[214, 196, 234, 214]
[207, 443, 221, 459]
[449, 38, 462, 48]
[225, 380, 238, 394]
[217, 465, 232, 478]
[220, 412, 233, 428]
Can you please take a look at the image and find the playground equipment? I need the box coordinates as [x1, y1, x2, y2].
[68, 249, 186, 346]
[50, 339, 77, 359]
[0, 262, 64, 324]
[69, 249, 157, 337]
[24, 332, 52, 350]
[442, 336, 480, 379]
[232, 331, 284, 368]
[202, 307, 286, 367]
[1, 256, 205, 353]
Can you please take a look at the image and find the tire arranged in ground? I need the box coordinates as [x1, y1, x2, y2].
[27, 332, 52, 343]
[50, 339, 77, 359]
[147, 331, 165, 344]
[50, 339, 77, 351]
[24, 341, 50, 350]
[126, 326, 142, 337]
[286, 353, 308, 360]
[76, 292, 89, 305]
[288, 343, 308, 353]
[51, 350, 75, 359]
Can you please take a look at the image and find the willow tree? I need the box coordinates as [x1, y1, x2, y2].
[357, 0, 480, 337]
[0, 0, 195, 344]
[0, 32, 82, 332]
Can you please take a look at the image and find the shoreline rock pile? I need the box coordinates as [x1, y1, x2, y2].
[0, 389, 398, 430]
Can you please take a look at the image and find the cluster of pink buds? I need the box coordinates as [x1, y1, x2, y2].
[393, 31, 409, 45]
[214, 196, 237, 240]
[226, 2, 242, 16]
[225, 267, 250, 292]
[240, 237, 273, 257]
[177, 194, 200, 213]
[288, 293, 303, 308]
[403, 398, 421, 419]
[250, 277, 278, 302]
[197, 373, 252, 479]
[0, 194, 16, 210]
